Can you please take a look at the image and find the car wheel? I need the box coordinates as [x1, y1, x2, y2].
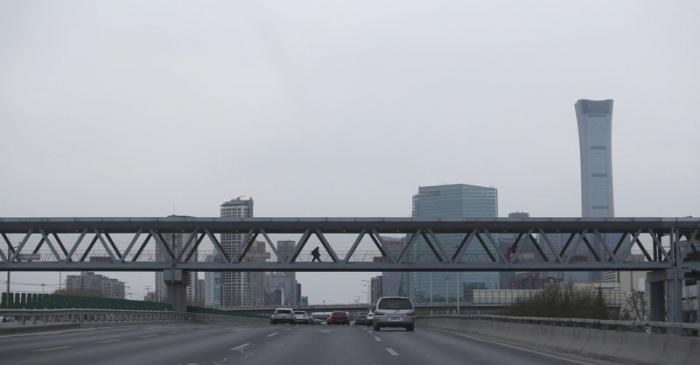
[373, 325, 380, 331]
[406, 325, 414, 332]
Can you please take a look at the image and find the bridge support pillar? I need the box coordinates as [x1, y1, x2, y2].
[164, 269, 187, 313]
[647, 269, 683, 323]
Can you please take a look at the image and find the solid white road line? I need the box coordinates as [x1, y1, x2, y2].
[431, 328, 599, 365]
[266, 332, 278, 338]
[230, 343, 251, 351]
[97, 338, 122, 344]
[0, 327, 98, 339]
[139, 334, 157, 338]
[33, 346, 73, 352]
[385, 347, 399, 356]
[374, 336, 382, 342]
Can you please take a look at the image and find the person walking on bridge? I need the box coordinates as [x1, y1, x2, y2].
[311, 247, 321, 262]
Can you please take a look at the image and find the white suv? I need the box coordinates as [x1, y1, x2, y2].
[372, 297, 415, 332]
[270, 308, 295, 324]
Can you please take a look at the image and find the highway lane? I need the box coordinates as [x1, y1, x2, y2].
[0, 323, 620, 365]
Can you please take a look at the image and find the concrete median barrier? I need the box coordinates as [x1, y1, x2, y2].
[660, 335, 699, 365]
[580, 327, 625, 362]
[417, 316, 699, 365]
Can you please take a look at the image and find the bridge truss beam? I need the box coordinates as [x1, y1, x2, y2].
[0, 217, 697, 272]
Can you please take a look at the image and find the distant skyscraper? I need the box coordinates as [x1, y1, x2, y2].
[195, 279, 205, 306]
[377, 236, 404, 297]
[65, 272, 125, 299]
[266, 240, 297, 306]
[155, 221, 198, 305]
[498, 212, 530, 289]
[220, 197, 254, 307]
[246, 241, 270, 306]
[575, 99, 617, 283]
[575, 99, 615, 218]
[402, 184, 499, 304]
[370, 275, 383, 304]
[204, 254, 222, 308]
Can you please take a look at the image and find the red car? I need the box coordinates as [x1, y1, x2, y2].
[327, 311, 350, 325]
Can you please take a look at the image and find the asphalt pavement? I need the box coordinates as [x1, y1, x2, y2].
[0, 322, 620, 365]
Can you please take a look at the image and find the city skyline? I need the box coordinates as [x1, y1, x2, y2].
[1, 1, 698, 304]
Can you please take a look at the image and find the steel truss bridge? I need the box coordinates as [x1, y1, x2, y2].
[1, 217, 698, 320]
[0, 217, 697, 272]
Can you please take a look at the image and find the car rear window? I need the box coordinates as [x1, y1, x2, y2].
[377, 298, 413, 310]
[331, 312, 347, 317]
[294, 311, 306, 315]
[276, 309, 293, 314]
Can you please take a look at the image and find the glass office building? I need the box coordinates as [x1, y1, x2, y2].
[401, 184, 500, 304]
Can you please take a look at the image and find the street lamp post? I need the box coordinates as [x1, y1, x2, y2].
[456, 273, 461, 314]
[444, 275, 450, 314]
[429, 273, 433, 305]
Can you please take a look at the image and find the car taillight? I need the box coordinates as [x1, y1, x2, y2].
[374, 311, 385, 316]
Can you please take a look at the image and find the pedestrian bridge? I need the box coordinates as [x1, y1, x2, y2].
[0, 217, 697, 272]
[1, 217, 697, 320]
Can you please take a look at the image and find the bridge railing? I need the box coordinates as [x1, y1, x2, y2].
[0, 308, 185, 325]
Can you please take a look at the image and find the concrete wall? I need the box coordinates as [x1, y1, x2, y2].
[418, 318, 699, 365]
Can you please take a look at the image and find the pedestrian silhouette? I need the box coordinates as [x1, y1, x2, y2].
[311, 247, 321, 262]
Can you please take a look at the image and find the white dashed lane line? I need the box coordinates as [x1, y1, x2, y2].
[97, 338, 122, 344]
[33, 346, 73, 352]
[374, 336, 382, 342]
[139, 334, 157, 338]
[385, 347, 399, 356]
[230, 343, 251, 351]
[266, 332, 278, 338]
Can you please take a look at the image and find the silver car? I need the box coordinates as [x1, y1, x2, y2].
[270, 308, 295, 324]
[372, 296, 415, 331]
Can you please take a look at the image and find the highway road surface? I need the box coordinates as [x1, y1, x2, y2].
[0, 323, 619, 365]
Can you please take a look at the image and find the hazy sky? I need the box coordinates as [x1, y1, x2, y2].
[1, 1, 698, 303]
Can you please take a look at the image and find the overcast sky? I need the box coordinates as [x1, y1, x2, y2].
[1, 0, 698, 303]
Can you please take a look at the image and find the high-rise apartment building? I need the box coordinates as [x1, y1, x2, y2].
[402, 184, 499, 304]
[65, 272, 126, 299]
[220, 197, 254, 307]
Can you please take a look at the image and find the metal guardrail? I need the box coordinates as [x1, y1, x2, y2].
[0, 308, 271, 327]
[0, 308, 186, 325]
[418, 314, 700, 335]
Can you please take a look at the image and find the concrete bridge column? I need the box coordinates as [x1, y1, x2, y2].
[647, 269, 683, 323]
[164, 269, 187, 313]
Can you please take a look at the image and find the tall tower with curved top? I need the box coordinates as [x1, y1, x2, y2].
[575, 99, 616, 283]
[575, 99, 614, 218]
